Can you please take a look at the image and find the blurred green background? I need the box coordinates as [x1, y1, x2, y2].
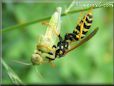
[2, 1, 113, 84]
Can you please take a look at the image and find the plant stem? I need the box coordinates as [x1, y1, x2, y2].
[2, 58, 23, 84]
[1, 6, 102, 33]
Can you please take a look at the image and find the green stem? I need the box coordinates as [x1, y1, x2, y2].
[1, 6, 102, 33]
[2, 58, 23, 84]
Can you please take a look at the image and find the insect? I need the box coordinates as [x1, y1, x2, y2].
[31, 7, 62, 65]
[45, 6, 98, 60]
[54, 7, 94, 58]
[31, 6, 99, 65]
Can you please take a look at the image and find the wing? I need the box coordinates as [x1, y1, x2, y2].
[44, 7, 62, 46]
[64, 27, 99, 55]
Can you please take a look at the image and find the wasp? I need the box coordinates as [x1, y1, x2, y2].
[31, 6, 98, 65]
[54, 7, 95, 58]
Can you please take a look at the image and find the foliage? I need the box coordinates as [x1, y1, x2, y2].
[2, 1, 113, 85]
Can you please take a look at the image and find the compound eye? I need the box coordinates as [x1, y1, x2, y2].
[60, 45, 64, 49]
[65, 44, 68, 49]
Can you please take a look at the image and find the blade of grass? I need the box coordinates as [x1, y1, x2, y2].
[64, 0, 76, 14]
[2, 58, 24, 85]
[34, 66, 44, 81]
[1, 6, 102, 33]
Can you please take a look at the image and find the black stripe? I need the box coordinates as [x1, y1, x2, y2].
[68, 34, 75, 41]
[46, 57, 55, 60]
[73, 30, 78, 35]
[81, 36, 84, 39]
[72, 33, 78, 40]
[82, 31, 88, 34]
[87, 14, 93, 18]
[65, 33, 73, 41]
[84, 23, 91, 29]
[76, 25, 80, 31]
[48, 52, 53, 55]
[65, 33, 77, 41]
[80, 20, 83, 23]
[86, 17, 92, 23]
[58, 34, 63, 42]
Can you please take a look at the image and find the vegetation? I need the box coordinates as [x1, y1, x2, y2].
[2, 1, 113, 85]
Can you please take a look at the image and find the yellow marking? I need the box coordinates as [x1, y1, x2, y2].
[79, 23, 84, 39]
[60, 50, 63, 54]
[76, 35, 80, 39]
[86, 16, 93, 21]
[85, 23, 92, 26]
[37, 45, 53, 51]
[73, 6, 93, 41]
[66, 40, 71, 43]
[74, 28, 79, 33]
[76, 5, 93, 26]
[85, 20, 92, 25]
[78, 6, 93, 39]
[78, 16, 86, 39]
[81, 34, 85, 37]
[88, 13, 92, 15]
[83, 28, 89, 32]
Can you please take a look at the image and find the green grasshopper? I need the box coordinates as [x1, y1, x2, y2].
[31, 7, 62, 65]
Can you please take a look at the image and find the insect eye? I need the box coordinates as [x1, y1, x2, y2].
[60, 45, 64, 49]
[65, 44, 68, 48]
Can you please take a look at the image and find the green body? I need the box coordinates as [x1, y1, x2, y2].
[31, 7, 62, 65]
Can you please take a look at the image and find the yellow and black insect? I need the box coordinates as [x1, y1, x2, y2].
[46, 6, 98, 60]
[56, 9, 93, 57]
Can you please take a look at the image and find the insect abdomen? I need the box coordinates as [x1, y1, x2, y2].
[73, 13, 93, 40]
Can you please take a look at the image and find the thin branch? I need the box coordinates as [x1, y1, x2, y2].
[1, 6, 102, 33]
